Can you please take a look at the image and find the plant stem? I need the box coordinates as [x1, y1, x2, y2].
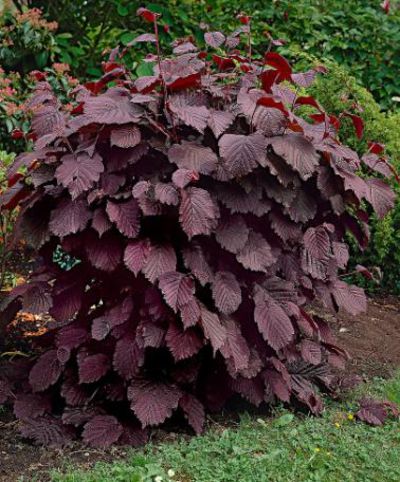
[248, 22, 252, 64]
[153, 16, 167, 99]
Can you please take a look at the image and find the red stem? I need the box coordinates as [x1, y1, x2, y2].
[248, 22, 252, 64]
[153, 16, 167, 100]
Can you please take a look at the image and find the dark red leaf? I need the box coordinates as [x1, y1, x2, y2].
[83, 415, 123, 447]
[128, 380, 181, 427]
[254, 287, 294, 350]
[264, 52, 292, 81]
[107, 199, 140, 238]
[179, 187, 219, 239]
[179, 394, 205, 434]
[29, 350, 63, 392]
[212, 271, 242, 315]
[55, 152, 104, 200]
[79, 354, 110, 384]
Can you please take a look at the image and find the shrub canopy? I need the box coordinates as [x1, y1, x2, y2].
[0, 12, 395, 447]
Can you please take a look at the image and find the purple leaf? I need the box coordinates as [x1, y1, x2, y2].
[254, 287, 294, 350]
[20, 416, 71, 447]
[107, 199, 140, 238]
[169, 141, 218, 175]
[179, 394, 205, 434]
[113, 336, 144, 380]
[111, 124, 141, 148]
[303, 226, 330, 260]
[208, 109, 235, 138]
[215, 215, 249, 254]
[124, 239, 151, 276]
[84, 94, 141, 124]
[133, 33, 157, 43]
[154, 182, 179, 206]
[199, 305, 227, 352]
[83, 415, 123, 447]
[237, 232, 275, 272]
[169, 94, 209, 132]
[219, 133, 267, 177]
[179, 187, 219, 239]
[365, 178, 396, 219]
[331, 280, 367, 316]
[212, 271, 242, 315]
[79, 353, 110, 384]
[220, 317, 250, 372]
[159, 271, 194, 312]
[143, 244, 177, 283]
[204, 31, 226, 48]
[86, 232, 123, 272]
[14, 393, 51, 420]
[165, 322, 203, 361]
[49, 198, 91, 237]
[55, 152, 104, 200]
[29, 350, 63, 392]
[128, 380, 182, 427]
[266, 134, 319, 180]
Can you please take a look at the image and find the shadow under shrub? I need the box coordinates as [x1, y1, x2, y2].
[0, 11, 395, 448]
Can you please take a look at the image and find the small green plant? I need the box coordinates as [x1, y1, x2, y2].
[0, 150, 17, 291]
[0, 6, 58, 74]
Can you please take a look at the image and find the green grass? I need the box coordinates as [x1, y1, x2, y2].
[51, 373, 400, 482]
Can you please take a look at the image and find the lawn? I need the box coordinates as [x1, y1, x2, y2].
[50, 373, 400, 482]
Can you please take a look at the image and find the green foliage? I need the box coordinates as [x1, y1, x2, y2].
[8, 1, 399, 109]
[0, 7, 58, 74]
[258, 0, 400, 110]
[51, 373, 400, 482]
[0, 63, 79, 153]
[0, 150, 17, 290]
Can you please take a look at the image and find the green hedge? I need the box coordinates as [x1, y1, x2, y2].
[27, 0, 400, 109]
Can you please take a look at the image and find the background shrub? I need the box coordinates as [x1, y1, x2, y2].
[0, 6, 58, 74]
[0, 12, 395, 447]
[19, 1, 400, 109]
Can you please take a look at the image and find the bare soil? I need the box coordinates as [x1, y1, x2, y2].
[0, 296, 399, 482]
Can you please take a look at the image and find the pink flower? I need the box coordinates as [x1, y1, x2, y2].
[53, 63, 70, 75]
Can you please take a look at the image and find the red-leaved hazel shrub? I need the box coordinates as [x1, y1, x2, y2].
[0, 9, 396, 447]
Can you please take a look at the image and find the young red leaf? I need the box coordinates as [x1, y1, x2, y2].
[137, 7, 159, 23]
[264, 52, 292, 81]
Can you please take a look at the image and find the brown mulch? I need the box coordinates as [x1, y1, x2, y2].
[0, 296, 400, 482]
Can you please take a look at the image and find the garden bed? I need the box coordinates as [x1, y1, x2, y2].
[1, 296, 399, 482]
